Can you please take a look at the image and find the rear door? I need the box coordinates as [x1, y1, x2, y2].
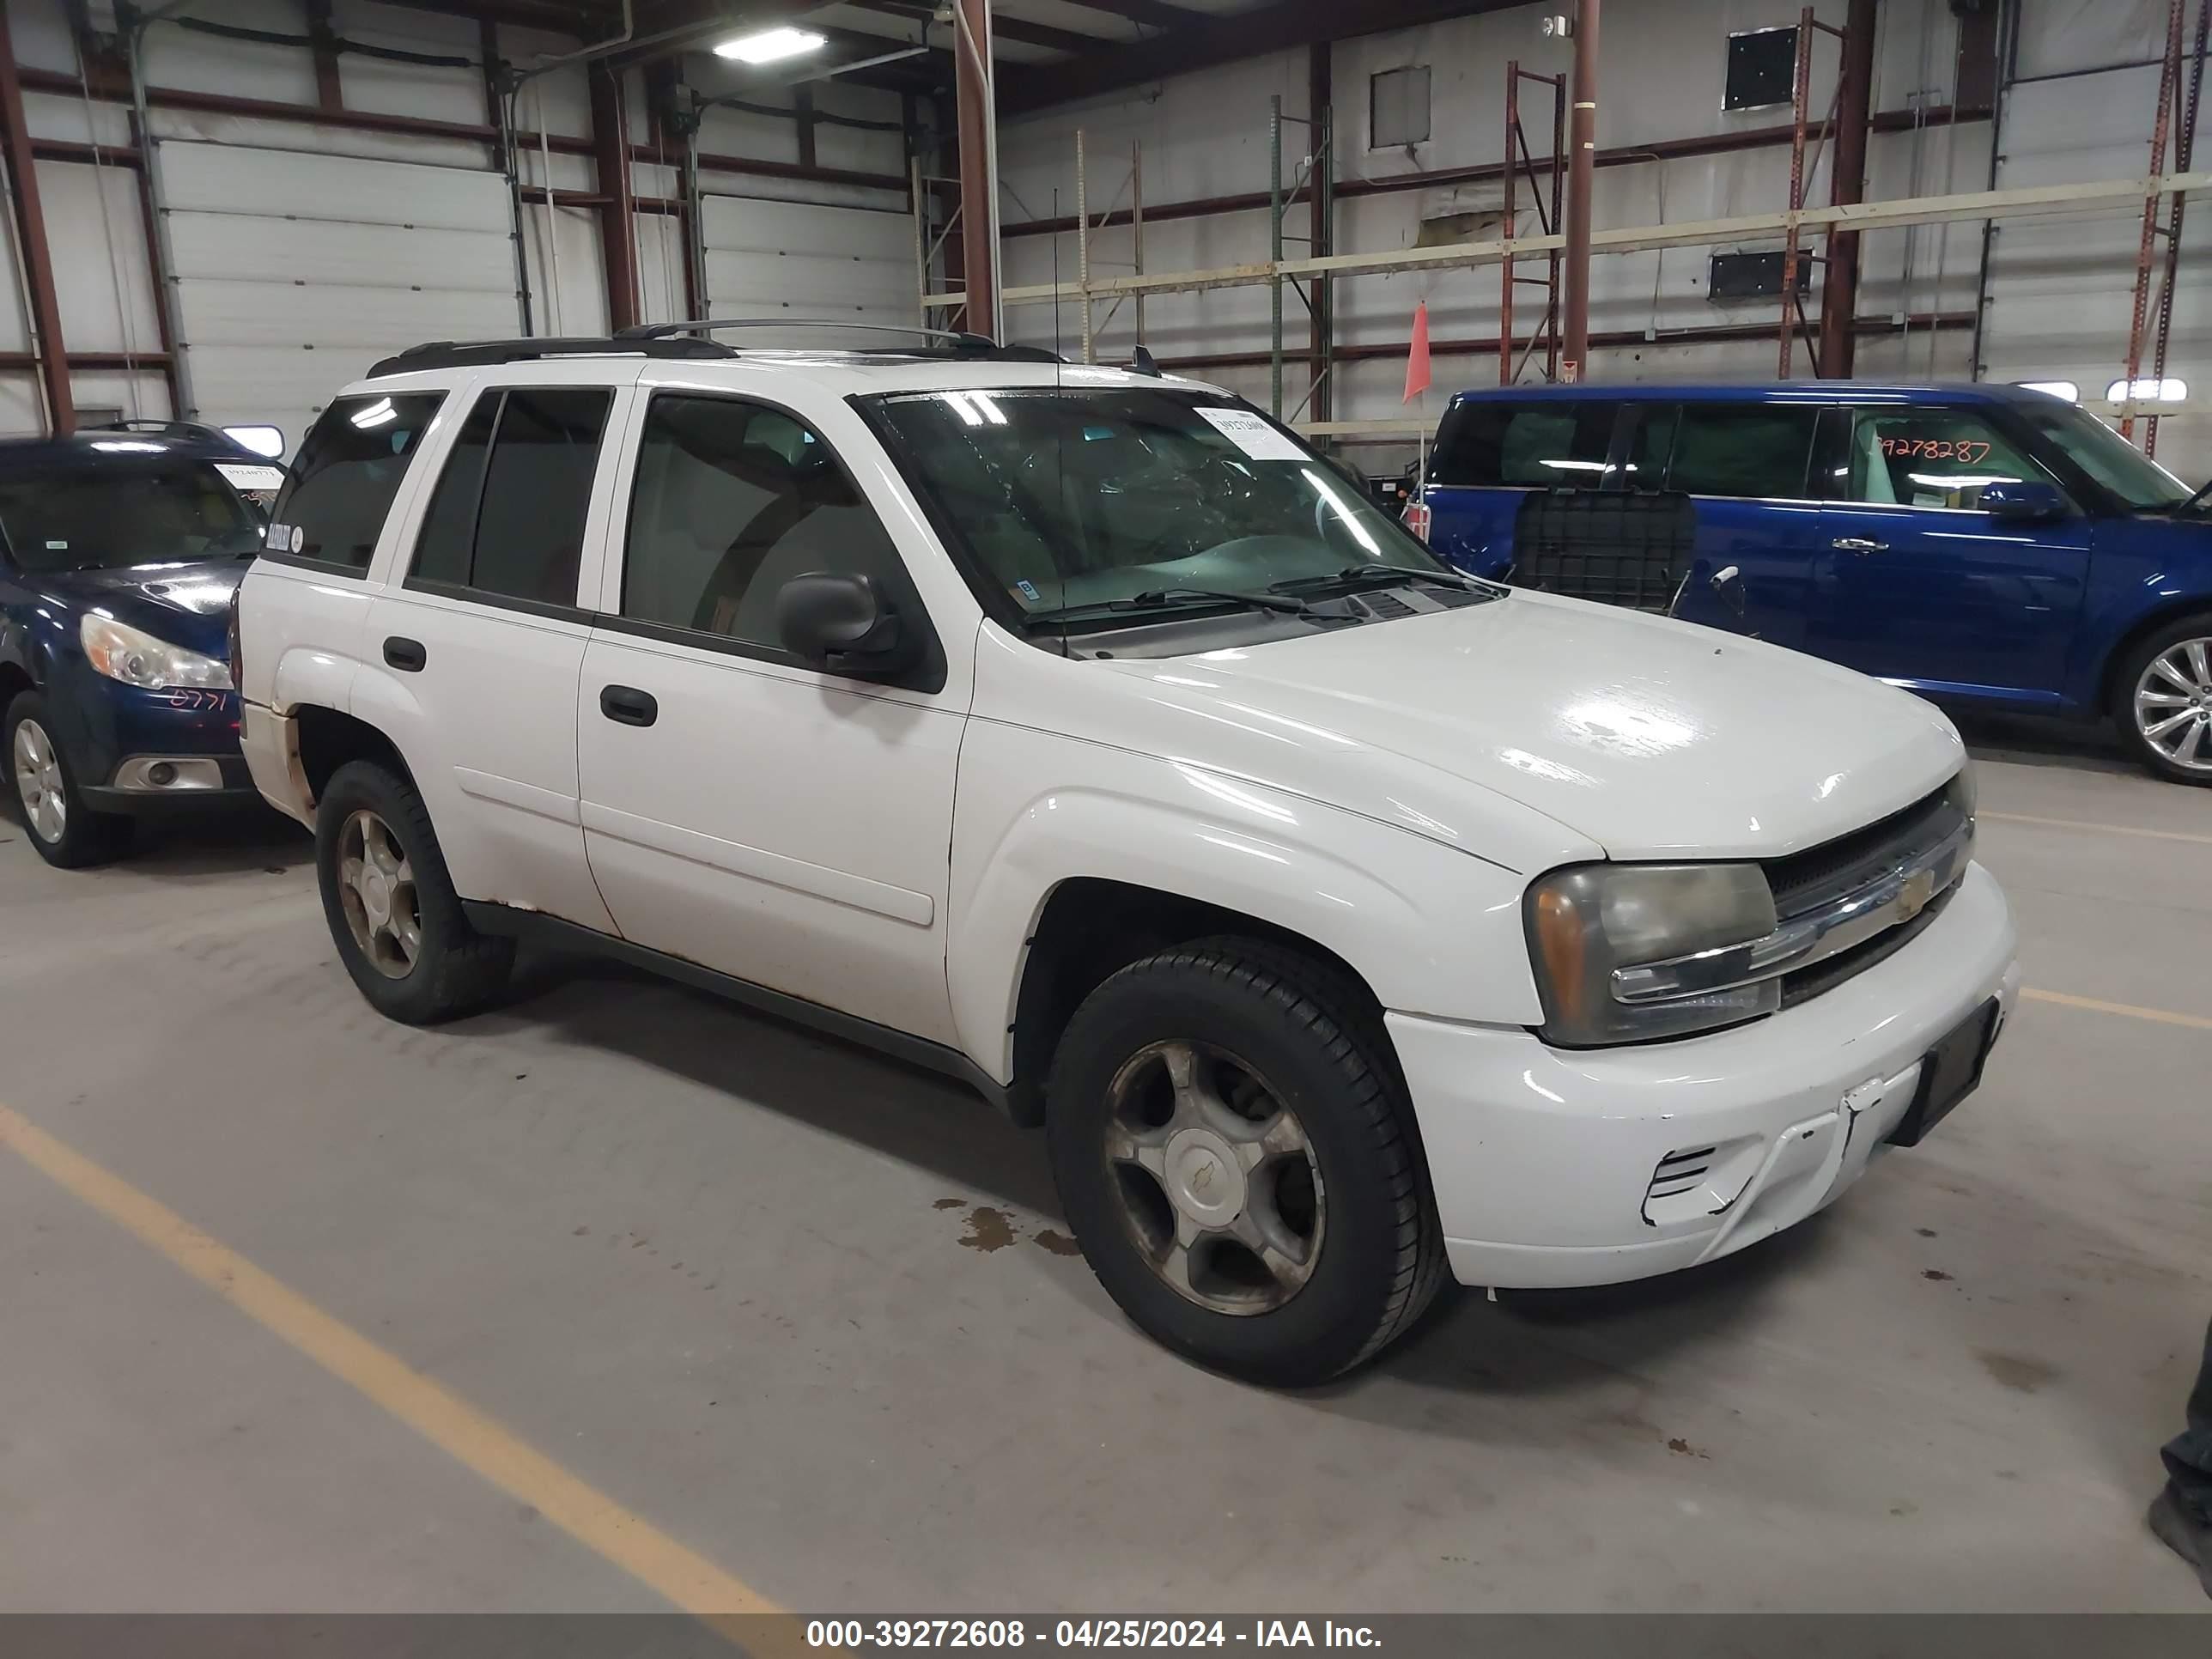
[1810, 404, 2091, 702]
[1422, 398, 1619, 576]
[355, 370, 631, 930]
[1656, 400, 1827, 650]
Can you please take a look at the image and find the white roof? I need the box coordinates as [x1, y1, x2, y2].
[354, 346, 1228, 403]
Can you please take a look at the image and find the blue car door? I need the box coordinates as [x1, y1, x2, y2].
[1651, 400, 1827, 650]
[1808, 404, 2091, 704]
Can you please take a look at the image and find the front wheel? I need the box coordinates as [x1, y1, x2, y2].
[5, 690, 131, 868]
[315, 759, 514, 1023]
[2113, 617, 2212, 785]
[1045, 939, 1446, 1387]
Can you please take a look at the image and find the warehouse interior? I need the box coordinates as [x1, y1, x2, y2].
[3, 0, 2211, 1624]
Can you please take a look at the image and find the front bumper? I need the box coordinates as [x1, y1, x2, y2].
[47, 671, 258, 816]
[1392, 860, 2020, 1290]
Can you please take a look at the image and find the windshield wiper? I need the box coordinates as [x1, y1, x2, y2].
[1269, 562, 1481, 596]
[2171, 478, 2212, 518]
[1023, 586, 1310, 627]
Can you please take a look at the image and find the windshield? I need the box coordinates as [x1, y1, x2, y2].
[2015, 403, 2193, 510]
[866, 386, 1449, 623]
[0, 461, 264, 574]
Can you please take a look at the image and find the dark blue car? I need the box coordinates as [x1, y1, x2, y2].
[1413, 382, 2212, 784]
[1, 423, 286, 866]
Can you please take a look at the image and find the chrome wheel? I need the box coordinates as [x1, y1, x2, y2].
[12, 717, 66, 844]
[337, 809, 421, 978]
[2135, 636, 2212, 773]
[1102, 1039, 1325, 1316]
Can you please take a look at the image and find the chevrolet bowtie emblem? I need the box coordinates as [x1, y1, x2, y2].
[1896, 867, 1936, 922]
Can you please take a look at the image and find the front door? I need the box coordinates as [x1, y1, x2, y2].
[1809, 405, 2091, 703]
[576, 389, 967, 1046]
[357, 380, 624, 931]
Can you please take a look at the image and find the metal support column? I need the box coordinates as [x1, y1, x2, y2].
[1778, 7, 1816, 377]
[0, 4, 70, 431]
[1132, 138, 1147, 347]
[1269, 94, 1285, 416]
[1817, 0, 1877, 378]
[1561, 0, 1599, 380]
[2148, 0, 2209, 456]
[1076, 129, 1093, 362]
[2122, 0, 2191, 440]
[1502, 62, 1565, 384]
[1308, 42, 1333, 426]
[954, 0, 1000, 338]
[588, 63, 640, 331]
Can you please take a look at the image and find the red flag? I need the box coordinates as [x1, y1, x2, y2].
[1403, 300, 1432, 403]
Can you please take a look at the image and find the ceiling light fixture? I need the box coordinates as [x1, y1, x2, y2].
[714, 26, 827, 64]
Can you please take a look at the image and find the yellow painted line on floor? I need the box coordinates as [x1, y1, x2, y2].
[2022, 987, 2212, 1032]
[1984, 810, 2212, 848]
[0, 1099, 784, 1626]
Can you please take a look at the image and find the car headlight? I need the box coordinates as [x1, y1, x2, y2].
[1525, 862, 1780, 1047]
[80, 615, 234, 691]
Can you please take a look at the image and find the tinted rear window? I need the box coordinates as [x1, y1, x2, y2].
[271, 392, 445, 571]
[1666, 404, 1819, 498]
[1431, 400, 1617, 487]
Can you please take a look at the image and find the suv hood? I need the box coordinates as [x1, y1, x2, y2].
[37, 559, 243, 659]
[1091, 590, 1966, 866]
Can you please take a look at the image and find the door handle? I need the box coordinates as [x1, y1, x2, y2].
[383, 635, 427, 672]
[599, 684, 659, 727]
[1831, 536, 1890, 555]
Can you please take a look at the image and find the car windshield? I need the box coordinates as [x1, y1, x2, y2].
[2014, 402, 2193, 510]
[0, 460, 264, 574]
[866, 386, 1452, 625]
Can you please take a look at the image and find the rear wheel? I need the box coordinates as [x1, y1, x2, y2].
[5, 691, 132, 868]
[1045, 938, 1446, 1386]
[2114, 616, 2212, 785]
[315, 759, 513, 1022]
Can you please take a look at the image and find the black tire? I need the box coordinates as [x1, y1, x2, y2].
[315, 759, 514, 1023]
[2112, 613, 2212, 786]
[4, 690, 133, 868]
[1045, 937, 1447, 1387]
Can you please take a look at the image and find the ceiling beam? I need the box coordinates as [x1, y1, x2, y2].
[1055, 0, 1201, 27]
[848, 0, 1102, 58]
[1001, 0, 1524, 114]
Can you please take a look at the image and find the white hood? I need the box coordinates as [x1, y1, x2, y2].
[1066, 591, 1966, 870]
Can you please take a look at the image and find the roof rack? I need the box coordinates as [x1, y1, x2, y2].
[617, 318, 1065, 363]
[90, 418, 238, 444]
[367, 319, 1067, 380]
[367, 335, 735, 378]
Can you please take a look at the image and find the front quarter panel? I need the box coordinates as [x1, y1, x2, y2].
[240, 562, 372, 716]
[947, 716, 1546, 1085]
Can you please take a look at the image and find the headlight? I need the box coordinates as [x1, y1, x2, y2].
[80, 615, 234, 691]
[1526, 862, 1780, 1046]
[1948, 758, 1977, 827]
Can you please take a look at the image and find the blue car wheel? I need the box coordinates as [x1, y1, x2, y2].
[4, 690, 133, 868]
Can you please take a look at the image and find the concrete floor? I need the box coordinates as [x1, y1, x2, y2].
[1, 719, 2208, 1614]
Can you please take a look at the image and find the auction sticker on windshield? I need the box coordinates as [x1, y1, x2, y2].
[1196, 407, 1308, 462]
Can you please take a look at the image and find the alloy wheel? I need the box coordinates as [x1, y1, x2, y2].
[11, 718, 66, 844]
[337, 809, 422, 978]
[1102, 1039, 1326, 1316]
[2135, 636, 2212, 773]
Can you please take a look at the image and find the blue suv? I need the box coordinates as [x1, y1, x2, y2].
[1414, 383, 2212, 784]
[2, 423, 286, 866]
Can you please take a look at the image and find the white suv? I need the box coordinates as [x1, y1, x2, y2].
[236, 326, 2020, 1385]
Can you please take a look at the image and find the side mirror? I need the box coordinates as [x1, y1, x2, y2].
[1979, 480, 2066, 522]
[775, 571, 917, 677]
